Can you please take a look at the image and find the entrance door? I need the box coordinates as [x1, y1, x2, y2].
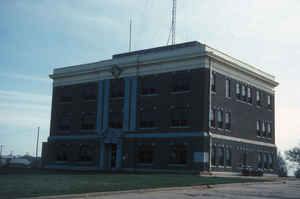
[105, 144, 117, 169]
[111, 144, 117, 169]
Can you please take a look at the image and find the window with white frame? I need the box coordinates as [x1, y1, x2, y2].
[267, 95, 272, 109]
[226, 148, 232, 166]
[256, 120, 261, 136]
[241, 85, 246, 101]
[217, 110, 223, 128]
[247, 87, 252, 103]
[267, 122, 272, 137]
[236, 83, 241, 99]
[211, 73, 216, 92]
[262, 121, 266, 136]
[256, 90, 261, 106]
[210, 108, 216, 128]
[225, 112, 231, 130]
[225, 79, 231, 98]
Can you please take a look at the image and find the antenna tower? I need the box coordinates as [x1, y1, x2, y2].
[167, 0, 177, 45]
[171, 0, 177, 45]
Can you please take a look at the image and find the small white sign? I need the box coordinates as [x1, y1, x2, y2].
[194, 152, 209, 163]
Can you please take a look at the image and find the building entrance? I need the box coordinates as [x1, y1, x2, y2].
[105, 143, 117, 169]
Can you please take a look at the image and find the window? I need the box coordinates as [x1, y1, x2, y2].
[56, 144, 68, 161]
[262, 121, 266, 136]
[60, 87, 72, 102]
[169, 144, 187, 164]
[241, 85, 246, 101]
[211, 73, 216, 92]
[109, 111, 123, 128]
[258, 153, 263, 168]
[141, 77, 157, 95]
[226, 148, 232, 166]
[256, 90, 261, 106]
[59, 113, 72, 131]
[81, 112, 96, 130]
[211, 146, 216, 166]
[218, 147, 224, 166]
[217, 110, 223, 129]
[236, 83, 241, 99]
[170, 107, 189, 127]
[225, 112, 231, 130]
[78, 144, 93, 161]
[264, 153, 268, 169]
[82, 85, 97, 101]
[267, 122, 272, 138]
[140, 110, 159, 128]
[172, 73, 190, 92]
[242, 152, 247, 166]
[256, 120, 261, 136]
[136, 144, 154, 164]
[268, 154, 273, 169]
[225, 79, 231, 98]
[247, 87, 252, 104]
[267, 95, 272, 110]
[111, 79, 124, 98]
[210, 108, 216, 128]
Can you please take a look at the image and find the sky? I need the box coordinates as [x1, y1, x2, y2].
[0, 0, 299, 157]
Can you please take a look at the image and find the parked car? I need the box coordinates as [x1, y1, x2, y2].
[241, 166, 263, 176]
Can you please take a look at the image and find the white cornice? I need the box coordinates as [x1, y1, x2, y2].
[211, 133, 276, 148]
[50, 41, 279, 91]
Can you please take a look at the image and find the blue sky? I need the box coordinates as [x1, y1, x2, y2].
[0, 0, 299, 156]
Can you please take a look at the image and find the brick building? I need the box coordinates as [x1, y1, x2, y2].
[42, 41, 278, 173]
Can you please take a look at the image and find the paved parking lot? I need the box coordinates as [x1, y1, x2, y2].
[95, 180, 300, 199]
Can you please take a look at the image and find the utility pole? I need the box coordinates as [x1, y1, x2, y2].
[129, 18, 132, 52]
[35, 127, 40, 160]
[0, 145, 3, 159]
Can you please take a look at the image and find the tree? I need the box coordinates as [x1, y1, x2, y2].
[285, 145, 300, 167]
[277, 151, 288, 177]
[285, 144, 300, 178]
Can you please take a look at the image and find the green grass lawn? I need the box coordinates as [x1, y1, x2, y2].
[0, 170, 266, 199]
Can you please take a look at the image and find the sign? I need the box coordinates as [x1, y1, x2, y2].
[194, 152, 209, 163]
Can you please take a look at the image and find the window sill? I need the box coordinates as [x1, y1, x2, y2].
[59, 101, 72, 104]
[80, 129, 97, 133]
[139, 127, 159, 130]
[168, 164, 187, 167]
[57, 130, 71, 134]
[170, 90, 191, 95]
[169, 126, 190, 129]
[77, 161, 93, 165]
[110, 97, 124, 100]
[141, 93, 159, 97]
[136, 163, 153, 166]
[55, 161, 68, 164]
[83, 99, 97, 103]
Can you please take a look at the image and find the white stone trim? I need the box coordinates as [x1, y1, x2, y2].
[210, 133, 276, 148]
[50, 42, 278, 92]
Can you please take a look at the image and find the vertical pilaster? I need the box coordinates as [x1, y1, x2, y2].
[100, 140, 105, 169]
[116, 141, 123, 169]
[103, 79, 110, 130]
[123, 77, 131, 131]
[96, 81, 104, 132]
[130, 77, 137, 131]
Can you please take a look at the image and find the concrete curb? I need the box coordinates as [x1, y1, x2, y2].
[22, 180, 287, 199]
